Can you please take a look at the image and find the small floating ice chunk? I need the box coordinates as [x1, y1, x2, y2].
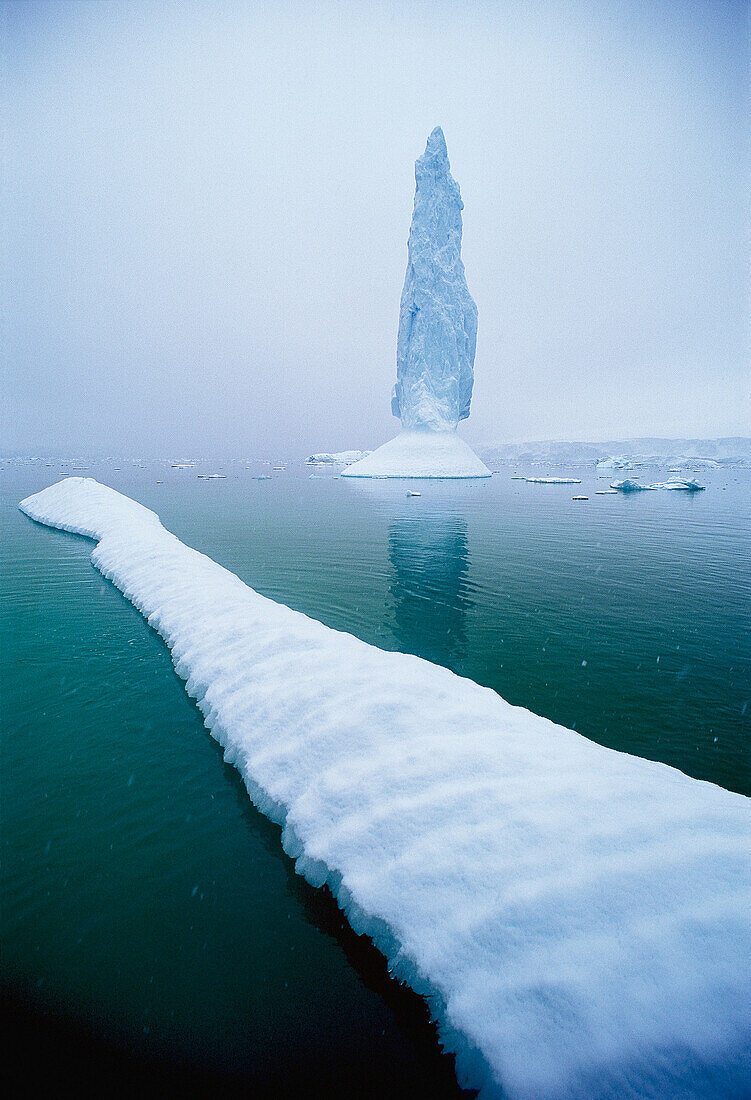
[572, 495, 588, 500]
[197, 474, 227, 480]
[406, 490, 422, 497]
[525, 477, 582, 485]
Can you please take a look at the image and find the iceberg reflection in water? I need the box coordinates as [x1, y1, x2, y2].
[388, 514, 472, 669]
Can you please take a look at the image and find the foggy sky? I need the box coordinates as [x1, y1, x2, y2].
[2, 0, 748, 458]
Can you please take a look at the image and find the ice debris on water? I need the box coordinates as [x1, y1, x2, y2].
[526, 477, 582, 485]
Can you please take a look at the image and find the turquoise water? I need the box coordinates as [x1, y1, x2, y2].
[3, 458, 749, 1094]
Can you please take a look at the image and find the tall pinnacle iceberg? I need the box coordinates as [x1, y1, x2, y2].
[343, 128, 489, 479]
[391, 126, 478, 432]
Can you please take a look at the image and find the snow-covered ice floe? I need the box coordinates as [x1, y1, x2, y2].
[525, 477, 582, 485]
[19, 477, 751, 1100]
[653, 478, 706, 491]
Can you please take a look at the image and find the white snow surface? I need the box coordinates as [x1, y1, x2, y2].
[342, 430, 490, 479]
[20, 478, 751, 1100]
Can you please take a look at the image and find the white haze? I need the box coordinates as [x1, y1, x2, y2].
[2, 0, 748, 458]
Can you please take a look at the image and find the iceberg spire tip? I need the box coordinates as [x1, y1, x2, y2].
[425, 126, 447, 158]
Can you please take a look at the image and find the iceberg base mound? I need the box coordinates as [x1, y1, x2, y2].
[342, 430, 490, 479]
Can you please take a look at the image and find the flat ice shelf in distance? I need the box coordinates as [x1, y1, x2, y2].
[19, 478, 751, 1100]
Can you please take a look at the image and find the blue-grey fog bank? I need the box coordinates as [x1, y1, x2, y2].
[3, 0, 748, 458]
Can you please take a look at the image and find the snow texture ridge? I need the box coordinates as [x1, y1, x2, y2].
[20, 478, 751, 1100]
[391, 127, 477, 432]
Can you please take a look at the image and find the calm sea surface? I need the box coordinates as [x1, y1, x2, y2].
[2, 457, 749, 1094]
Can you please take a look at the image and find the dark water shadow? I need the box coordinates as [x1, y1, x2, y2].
[213, 747, 479, 1099]
[2, 706, 478, 1100]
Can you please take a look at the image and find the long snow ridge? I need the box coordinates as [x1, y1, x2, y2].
[20, 478, 751, 1100]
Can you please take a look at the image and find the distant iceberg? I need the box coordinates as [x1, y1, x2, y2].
[19, 477, 751, 1100]
[595, 455, 630, 471]
[307, 450, 371, 465]
[480, 437, 751, 468]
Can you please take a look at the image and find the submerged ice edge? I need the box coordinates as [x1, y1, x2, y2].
[19, 479, 751, 1100]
